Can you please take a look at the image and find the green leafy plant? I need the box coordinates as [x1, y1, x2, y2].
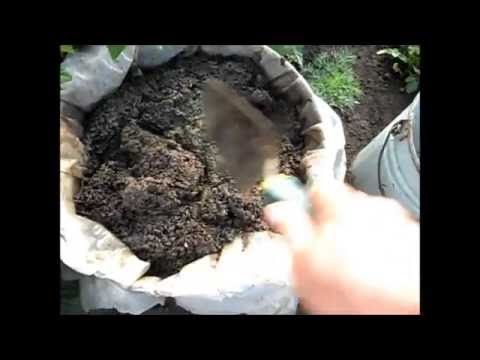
[269, 45, 304, 70]
[377, 45, 420, 94]
[304, 49, 362, 111]
[107, 45, 127, 61]
[60, 45, 127, 88]
[61, 45, 76, 55]
[60, 65, 72, 83]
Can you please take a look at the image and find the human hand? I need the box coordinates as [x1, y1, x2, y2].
[264, 180, 420, 315]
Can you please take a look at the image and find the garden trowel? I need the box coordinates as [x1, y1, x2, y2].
[202, 79, 310, 211]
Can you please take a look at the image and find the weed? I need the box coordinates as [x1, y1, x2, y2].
[377, 45, 420, 94]
[304, 49, 362, 111]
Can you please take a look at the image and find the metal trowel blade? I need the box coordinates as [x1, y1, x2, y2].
[202, 79, 280, 192]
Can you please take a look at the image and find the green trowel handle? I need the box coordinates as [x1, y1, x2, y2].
[262, 175, 311, 212]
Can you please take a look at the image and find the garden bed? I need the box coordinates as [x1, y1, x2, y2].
[303, 45, 414, 183]
[74, 53, 304, 279]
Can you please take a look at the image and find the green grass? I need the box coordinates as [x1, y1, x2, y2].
[304, 49, 362, 111]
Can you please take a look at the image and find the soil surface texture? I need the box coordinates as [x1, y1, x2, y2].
[75, 53, 303, 279]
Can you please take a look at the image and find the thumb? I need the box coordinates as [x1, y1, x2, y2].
[264, 201, 315, 252]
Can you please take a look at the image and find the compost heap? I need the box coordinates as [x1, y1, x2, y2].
[75, 53, 304, 278]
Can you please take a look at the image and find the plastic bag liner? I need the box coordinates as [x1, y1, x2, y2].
[60, 45, 347, 314]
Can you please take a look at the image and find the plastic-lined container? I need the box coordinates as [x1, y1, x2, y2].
[60, 45, 348, 314]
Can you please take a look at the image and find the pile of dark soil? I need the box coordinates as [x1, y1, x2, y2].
[74, 53, 304, 279]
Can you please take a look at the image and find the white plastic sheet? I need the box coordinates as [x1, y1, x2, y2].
[134, 45, 191, 69]
[61, 45, 136, 112]
[60, 45, 346, 314]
